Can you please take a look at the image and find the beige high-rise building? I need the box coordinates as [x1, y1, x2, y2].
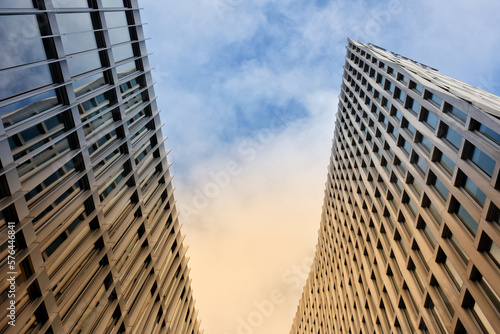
[0, 1, 201, 333]
[291, 39, 500, 333]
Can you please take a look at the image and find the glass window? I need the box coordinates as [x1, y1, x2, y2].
[67, 51, 102, 77]
[60, 31, 97, 55]
[468, 145, 495, 177]
[417, 133, 432, 154]
[398, 73, 409, 85]
[435, 150, 455, 176]
[52, 0, 88, 7]
[474, 121, 500, 146]
[0, 0, 33, 8]
[104, 11, 129, 28]
[407, 97, 420, 115]
[9, 112, 68, 161]
[406, 197, 418, 217]
[0, 15, 48, 69]
[401, 139, 411, 156]
[444, 103, 467, 123]
[426, 92, 442, 107]
[24, 159, 76, 205]
[422, 223, 436, 248]
[112, 44, 134, 62]
[409, 174, 422, 197]
[430, 173, 448, 200]
[56, 13, 94, 34]
[421, 108, 438, 130]
[102, 0, 125, 7]
[108, 27, 131, 46]
[486, 239, 500, 269]
[414, 154, 428, 175]
[427, 202, 442, 225]
[443, 257, 463, 290]
[116, 61, 138, 79]
[462, 176, 486, 207]
[394, 87, 406, 103]
[0, 64, 53, 101]
[410, 81, 423, 95]
[73, 73, 106, 98]
[448, 232, 469, 264]
[472, 301, 495, 334]
[440, 124, 462, 150]
[455, 202, 478, 236]
[403, 119, 415, 136]
[1, 89, 59, 128]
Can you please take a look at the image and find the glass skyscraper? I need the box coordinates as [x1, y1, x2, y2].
[291, 39, 500, 333]
[0, 1, 201, 333]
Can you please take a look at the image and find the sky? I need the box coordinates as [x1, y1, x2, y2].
[140, 1, 500, 333]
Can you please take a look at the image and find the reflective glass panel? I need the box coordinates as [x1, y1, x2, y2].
[102, 0, 125, 7]
[74, 73, 105, 98]
[470, 146, 495, 177]
[0, 64, 53, 100]
[108, 27, 131, 45]
[112, 44, 134, 62]
[55, 13, 94, 33]
[0, 15, 47, 69]
[52, 0, 88, 7]
[61, 31, 97, 55]
[67, 51, 101, 77]
[104, 11, 128, 28]
[0, 0, 33, 8]
[1, 89, 59, 127]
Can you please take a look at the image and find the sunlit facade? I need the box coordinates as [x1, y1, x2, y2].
[0, 1, 201, 333]
[291, 39, 500, 333]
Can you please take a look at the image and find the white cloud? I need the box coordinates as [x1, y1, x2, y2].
[140, 0, 500, 332]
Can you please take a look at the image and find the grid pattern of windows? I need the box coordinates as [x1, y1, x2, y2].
[291, 39, 500, 334]
[0, 2, 201, 333]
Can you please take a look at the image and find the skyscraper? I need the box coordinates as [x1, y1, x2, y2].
[291, 39, 500, 333]
[0, 1, 201, 333]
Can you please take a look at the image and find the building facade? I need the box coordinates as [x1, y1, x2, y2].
[291, 39, 500, 333]
[0, 1, 201, 333]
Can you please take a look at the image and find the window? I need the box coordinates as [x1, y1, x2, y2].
[440, 123, 462, 150]
[473, 120, 500, 146]
[418, 218, 436, 248]
[416, 132, 433, 154]
[394, 87, 406, 103]
[429, 172, 448, 201]
[444, 102, 467, 123]
[397, 73, 409, 85]
[435, 149, 455, 176]
[446, 230, 469, 264]
[408, 174, 422, 197]
[472, 268, 500, 314]
[402, 118, 415, 136]
[425, 91, 442, 107]
[427, 201, 442, 226]
[391, 108, 402, 122]
[459, 173, 486, 207]
[421, 108, 438, 130]
[453, 200, 478, 236]
[442, 255, 463, 290]
[409, 81, 423, 95]
[413, 154, 428, 175]
[406, 97, 420, 115]
[401, 138, 412, 156]
[484, 237, 500, 269]
[382, 97, 391, 110]
[467, 145, 495, 177]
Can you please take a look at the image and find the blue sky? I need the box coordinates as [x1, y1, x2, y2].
[141, 0, 500, 332]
